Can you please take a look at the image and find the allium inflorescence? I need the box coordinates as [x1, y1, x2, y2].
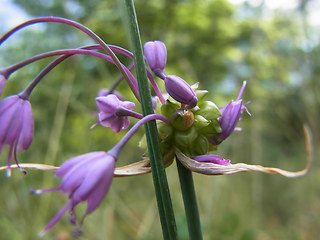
[0, 16, 311, 237]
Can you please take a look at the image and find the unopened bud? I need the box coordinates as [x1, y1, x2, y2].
[164, 75, 198, 108]
[144, 41, 167, 73]
[212, 100, 243, 144]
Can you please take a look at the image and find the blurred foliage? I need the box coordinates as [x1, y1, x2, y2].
[0, 0, 319, 239]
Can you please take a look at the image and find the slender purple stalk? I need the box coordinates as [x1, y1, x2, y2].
[108, 114, 170, 158]
[116, 108, 143, 119]
[0, 17, 130, 90]
[2, 48, 139, 99]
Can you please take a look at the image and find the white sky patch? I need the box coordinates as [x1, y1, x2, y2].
[264, 0, 299, 10]
[228, 0, 320, 26]
[0, 0, 30, 31]
[228, 0, 299, 9]
[307, 1, 320, 27]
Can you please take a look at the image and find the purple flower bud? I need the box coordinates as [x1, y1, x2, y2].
[164, 75, 198, 108]
[34, 151, 115, 234]
[210, 81, 248, 144]
[0, 74, 6, 97]
[0, 95, 34, 175]
[216, 100, 242, 142]
[144, 41, 167, 73]
[192, 154, 230, 165]
[95, 94, 136, 132]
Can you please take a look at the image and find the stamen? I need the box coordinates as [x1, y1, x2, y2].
[14, 143, 27, 175]
[39, 201, 72, 236]
[30, 187, 61, 195]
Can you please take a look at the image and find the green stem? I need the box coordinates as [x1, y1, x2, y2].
[176, 160, 203, 240]
[122, 0, 178, 239]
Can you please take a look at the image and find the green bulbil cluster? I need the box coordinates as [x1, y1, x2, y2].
[158, 89, 222, 157]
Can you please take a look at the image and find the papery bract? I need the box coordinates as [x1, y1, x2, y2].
[95, 94, 135, 132]
[0, 95, 34, 175]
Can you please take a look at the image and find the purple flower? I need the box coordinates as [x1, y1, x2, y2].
[144, 41, 167, 75]
[209, 81, 248, 144]
[0, 74, 6, 97]
[0, 95, 34, 175]
[32, 151, 116, 235]
[164, 75, 198, 108]
[192, 154, 230, 165]
[95, 94, 137, 132]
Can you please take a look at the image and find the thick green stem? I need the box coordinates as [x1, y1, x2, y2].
[176, 160, 203, 240]
[122, 0, 178, 239]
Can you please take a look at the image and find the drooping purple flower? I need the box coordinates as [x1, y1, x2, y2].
[164, 75, 198, 108]
[0, 74, 6, 97]
[192, 154, 230, 165]
[0, 95, 34, 175]
[210, 81, 248, 145]
[95, 94, 139, 132]
[32, 151, 116, 235]
[144, 40, 167, 76]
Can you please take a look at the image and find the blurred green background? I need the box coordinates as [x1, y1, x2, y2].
[0, 0, 319, 239]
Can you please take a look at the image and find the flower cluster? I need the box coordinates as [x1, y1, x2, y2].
[0, 17, 309, 236]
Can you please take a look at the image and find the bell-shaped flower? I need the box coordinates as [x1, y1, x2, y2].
[192, 154, 230, 165]
[95, 94, 137, 132]
[144, 40, 167, 76]
[32, 151, 116, 235]
[210, 81, 248, 145]
[0, 95, 34, 175]
[164, 75, 198, 108]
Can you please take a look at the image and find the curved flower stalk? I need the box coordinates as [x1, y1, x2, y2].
[3, 48, 140, 100]
[0, 17, 134, 95]
[0, 95, 34, 176]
